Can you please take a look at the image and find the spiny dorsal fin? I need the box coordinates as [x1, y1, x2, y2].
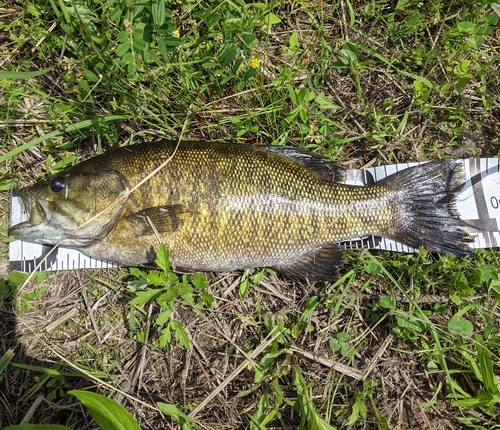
[263, 146, 346, 183]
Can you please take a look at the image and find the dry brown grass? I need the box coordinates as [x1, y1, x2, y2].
[2, 269, 471, 429]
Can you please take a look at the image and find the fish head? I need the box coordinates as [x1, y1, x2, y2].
[9, 166, 129, 247]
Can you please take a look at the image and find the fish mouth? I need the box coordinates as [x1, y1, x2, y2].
[23, 190, 50, 226]
[10, 186, 127, 247]
[9, 187, 55, 243]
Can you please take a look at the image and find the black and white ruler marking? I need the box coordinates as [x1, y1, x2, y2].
[9, 158, 500, 271]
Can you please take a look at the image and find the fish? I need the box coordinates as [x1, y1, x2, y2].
[9, 140, 474, 281]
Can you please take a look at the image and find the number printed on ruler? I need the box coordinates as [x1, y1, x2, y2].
[456, 158, 500, 248]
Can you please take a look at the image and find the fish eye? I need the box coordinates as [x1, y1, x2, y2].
[50, 177, 66, 193]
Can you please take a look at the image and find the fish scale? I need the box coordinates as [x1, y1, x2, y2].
[9, 140, 474, 281]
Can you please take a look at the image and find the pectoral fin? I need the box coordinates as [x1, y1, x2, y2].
[129, 205, 189, 235]
[275, 244, 346, 282]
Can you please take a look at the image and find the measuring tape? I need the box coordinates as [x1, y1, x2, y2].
[9, 158, 500, 272]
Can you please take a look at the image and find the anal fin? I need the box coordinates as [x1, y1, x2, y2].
[275, 244, 346, 282]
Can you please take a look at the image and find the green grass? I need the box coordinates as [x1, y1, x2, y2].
[1, 0, 500, 428]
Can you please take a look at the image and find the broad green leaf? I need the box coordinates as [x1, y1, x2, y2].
[447, 315, 473, 338]
[263, 13, 281, 25]
[130, 289, 161, 306]
[156, 403, 195, 429]
[69, 390, 142, 430]
[244, 3, 268, 10]
[156, 309, 172, 326]
[395, 0, 410, 9]
[364, 258, 381, 274]
[329, 338, 341, 352]
[396, 315, 421, 331]
[133, 23, 151, 51]
[467, 34, 484, 50]
[174, 282, 193, 299]
[84, 69, 100, 83]
[201, 291, 214, 306]
[146, 271, 164, 287]
[289, 31, 299, 49]
[155, 243, 171, 273]
[484, 13, 499, 26]
[249, 270, 264, 284]
[426, 360, 439, 371]
[378, 296, 395, 309]
[172, 320, 190, 349]
[116, 31, 129, 43]
[8, 271, 28, 285]
[455, 76, 470, 93]
[78, 79, 91, 94]
[341, 343, 356, 358]
[127, 60, 137, 75]
[163, 36, 181, 47]
[159, 325, 171, 347]
[220, 45, 238, 67]
[192, 272, 208, 289]
[336, 332, 350, 342]
[128, 278, 149, 291]
[340, 47, 358, 62]
[158, 37, 169, 61]
[129, 267, 147, 280]
[26, 3, 41, 17]
[315, 95, 340, 110]
[287, 85, 298, 104]
[296, 88, 306, 104]
[151, 0, 166, 26]
[457, 21, 475, 35]
[239, 277, 250, 298]
[116, 42, 131, 57]
[347, 396, 367, 425]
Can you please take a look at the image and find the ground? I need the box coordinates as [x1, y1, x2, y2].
[0, 0, 500, 429]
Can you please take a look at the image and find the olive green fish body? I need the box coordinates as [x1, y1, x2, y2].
[10, 141, 473, 280]
[84, 142, 395, 271]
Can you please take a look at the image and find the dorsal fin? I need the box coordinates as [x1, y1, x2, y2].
[263, 146, 346, 183]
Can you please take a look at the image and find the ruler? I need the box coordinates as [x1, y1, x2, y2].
[9, 158, 500, 271]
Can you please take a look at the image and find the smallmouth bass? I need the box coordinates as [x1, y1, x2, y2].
[9, 141, 473, 280]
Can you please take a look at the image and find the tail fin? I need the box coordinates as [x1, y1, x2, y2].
[381, 159, 474, 256]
